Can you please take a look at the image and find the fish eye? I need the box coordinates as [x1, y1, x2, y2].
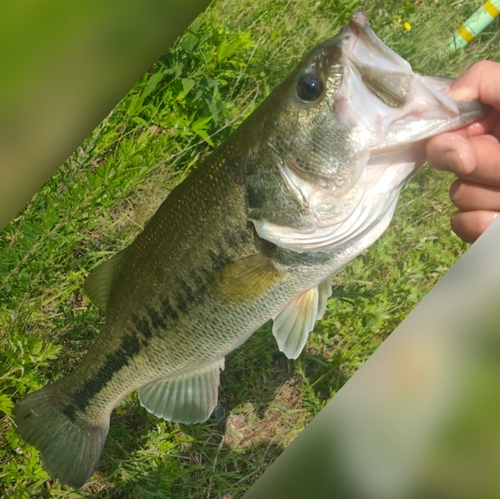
[296, 74, 324, 102]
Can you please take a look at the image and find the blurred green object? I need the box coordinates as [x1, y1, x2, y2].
[0, 0, 211, 231]
[448, 0, 500, 50]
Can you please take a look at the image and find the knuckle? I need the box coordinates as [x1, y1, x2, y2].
[449, 180, 465, 206]
[470, 60, 496, 77]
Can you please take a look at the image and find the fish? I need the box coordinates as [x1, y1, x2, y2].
[13, 12, 488, 489]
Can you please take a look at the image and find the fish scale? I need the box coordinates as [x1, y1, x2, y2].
[13, 12, 489, 489]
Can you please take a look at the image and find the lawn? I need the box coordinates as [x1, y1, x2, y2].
[1, 0, 499, 497]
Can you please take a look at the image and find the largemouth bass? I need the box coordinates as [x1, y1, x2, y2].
[13, 12, 488, 488]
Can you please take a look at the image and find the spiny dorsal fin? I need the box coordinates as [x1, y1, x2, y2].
[272, 276, 332, 359]
[83, 251, 125, 312]
[209, 252, 286, 305]
[138, 358, 225, 424]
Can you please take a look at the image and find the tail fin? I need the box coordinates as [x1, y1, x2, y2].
[12, 383, 109, 489]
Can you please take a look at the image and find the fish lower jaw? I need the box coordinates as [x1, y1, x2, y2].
[253, 150, 413, 256]
[252, 187, 400, 257]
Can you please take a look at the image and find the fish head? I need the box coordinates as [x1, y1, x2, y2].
[248, 12, 489, 254]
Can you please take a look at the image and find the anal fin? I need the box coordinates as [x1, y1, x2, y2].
[138, 358, 225, 424]
[272, 276, 332, 359]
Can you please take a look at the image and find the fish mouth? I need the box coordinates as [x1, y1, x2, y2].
[343, 12, 414, 109]
[336, 12, 490, 151]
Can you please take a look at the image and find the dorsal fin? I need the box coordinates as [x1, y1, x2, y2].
[83, 251, 125, 311]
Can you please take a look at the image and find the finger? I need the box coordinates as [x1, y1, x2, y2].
[425, 111, 498, 141]
[450, 179, 500, 212]
[427, 134, 500, 181]
[462, 135, 500, 184]
[426, 133, 476, 174]
[456, 108, 500, 138]
[450, 210, 499, 243]
[444, 61, 500, 138]
[447, 61, 500, 110]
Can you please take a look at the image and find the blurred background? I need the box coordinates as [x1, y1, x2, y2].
[0, 0, 211, 230]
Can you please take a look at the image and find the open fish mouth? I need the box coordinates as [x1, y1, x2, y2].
[345, 11, 415, 109]
[335, 11, 490, 151]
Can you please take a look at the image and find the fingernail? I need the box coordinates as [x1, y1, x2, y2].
[441, 148, 474, 175]
[446, 88, 473, 101]
[440, 150, 462, 172]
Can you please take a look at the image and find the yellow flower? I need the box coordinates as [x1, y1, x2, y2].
[404, 22, 412, 31]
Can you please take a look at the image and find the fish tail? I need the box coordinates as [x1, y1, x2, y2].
[13, 382, 109, 489]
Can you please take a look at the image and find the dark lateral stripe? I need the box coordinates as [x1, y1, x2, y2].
[67, 260, 221, 413]
[71, 331, 143, 413]
[69, 305, 176, 413]
[135, 315, 154, 339]
[62, 404, 77, 422]
[146, 306, 167, 331]
[180, 279, 195, 303]
[208, 248, 231, 269]
[174, 293, 189, 315]
[223, 229, 239, 248]
[161, 298, 179, 321]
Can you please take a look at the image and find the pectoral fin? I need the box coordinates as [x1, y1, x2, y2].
[83, 251, 125, 311]
[138, 358, 225, 424]
[316, 276, 333, 320]
[209, 252, 285, 305]
[272, 276, 332, 359]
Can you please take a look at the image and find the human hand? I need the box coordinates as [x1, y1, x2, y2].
[426, 61, 500, 243]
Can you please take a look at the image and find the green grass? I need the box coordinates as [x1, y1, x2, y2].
[1, 0, 499, 497]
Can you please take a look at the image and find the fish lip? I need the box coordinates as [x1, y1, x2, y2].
[334, 12, 488, 147]
[343, 11, 408, 70]
[347, 11, 371, 41]
[349, 11, 370, 28]
[337, 12, 415, 113]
